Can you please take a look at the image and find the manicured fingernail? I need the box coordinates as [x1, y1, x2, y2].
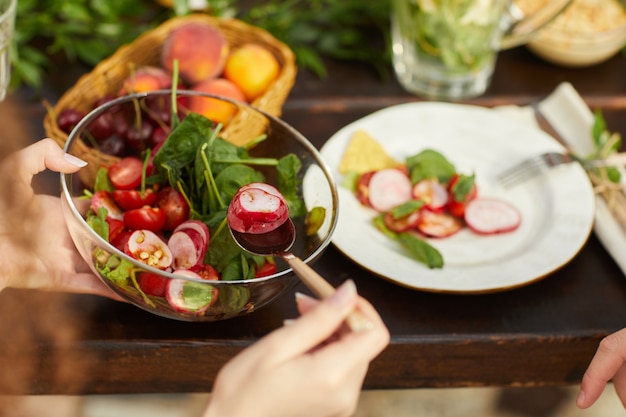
[294, 291, 313, 303]
[576, 390, 585, 407]
[283, 319, 296, 326]
[64, 153, 88, 168]
[329, 279, 357, 307]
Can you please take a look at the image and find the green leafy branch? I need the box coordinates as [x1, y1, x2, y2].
[237, 0, 392, 79]
[582, 112, 626, 229]
[11, 0, 168, 90]
[10, 0, 392, 92]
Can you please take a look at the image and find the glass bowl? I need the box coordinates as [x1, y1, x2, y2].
[60, 90, 338, 322]
[527, 0, 626, 67]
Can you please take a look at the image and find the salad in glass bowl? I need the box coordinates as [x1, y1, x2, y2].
[60, 90, 338, 321]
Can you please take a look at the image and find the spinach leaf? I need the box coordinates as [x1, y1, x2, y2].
[206, 218, 246, 273]
[221, 254, 256, 281]
[216, 285, 251, 312]
[152, 113, 215, 178]
[214, 164, 265, 204]
[278, 153, 306, 216]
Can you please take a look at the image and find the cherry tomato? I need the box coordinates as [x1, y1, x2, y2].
[108, 157, 144, 190]
[113, 188, 157, 211]
[447, 174, 478, 218]
[106, 218, 126, 243]
[448, 200, 467, 218]
[192, 264, 221, 281]
[137, 272, 168, 297]
[255, 259, 277, 278]
[355, 171, 375, 207]
[123, 207, 166, 232]
[111, 229, 133, 252]
[156, 187, 190, 231]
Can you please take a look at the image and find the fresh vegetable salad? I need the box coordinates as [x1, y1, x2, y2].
[343, 148, 521, 269]
[82, 104, 316, 316]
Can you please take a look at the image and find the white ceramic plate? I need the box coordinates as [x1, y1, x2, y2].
[320, 102, 595, 293]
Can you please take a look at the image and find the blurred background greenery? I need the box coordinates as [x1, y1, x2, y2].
[10, 0, 391, 92]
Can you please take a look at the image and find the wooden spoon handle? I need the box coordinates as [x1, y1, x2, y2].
[284, 255, 372, 332]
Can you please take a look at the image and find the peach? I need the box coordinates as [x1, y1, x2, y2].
[223, 44, 280, 101]
[188, 78, 246, 126]
[161, 22, 229, 85]
[119, 66, 173, 95]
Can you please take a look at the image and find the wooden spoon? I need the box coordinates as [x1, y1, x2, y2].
[230, 218, 372, 332]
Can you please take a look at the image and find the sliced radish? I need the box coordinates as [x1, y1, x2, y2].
[464, 198, 522, 235]
[91, 190, 123, 220]
[412, 179, 449, 212]
[166, 269, 218, 315]
[238, 182, 282, 197]
[169, 228, 207, 270]
[416, 209, 463, 238]
[367, 168, 413, 213]
[125, 229, 173, 269]
[384, 209, 421, 233]
[173, 220, 210, 248]
[227, 184, 289, 234]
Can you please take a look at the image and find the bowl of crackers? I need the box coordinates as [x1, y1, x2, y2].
[526, 0, 626, 67]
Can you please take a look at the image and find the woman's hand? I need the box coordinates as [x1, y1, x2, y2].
[204, 279, 390, 417]
[577, 327, 626, 409]
[0, 138, 119, 299]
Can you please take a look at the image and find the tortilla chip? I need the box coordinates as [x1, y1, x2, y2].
[338, 130, 400, 175]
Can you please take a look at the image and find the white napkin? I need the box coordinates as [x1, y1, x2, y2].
[537, 82, 626, 276]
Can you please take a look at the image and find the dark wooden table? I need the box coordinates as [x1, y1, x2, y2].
[2, 46, 626, 395]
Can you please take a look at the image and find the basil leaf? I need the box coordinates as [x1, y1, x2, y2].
[406, 149, 456, 184]
[397, 233, 444, 269]
[451, 173, 476, 202]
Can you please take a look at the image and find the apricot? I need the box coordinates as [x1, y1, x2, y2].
[119, 66, 172, 95]
[161, 22, 229, 85]
[189, 78, 246, 126]
[224, 44, 280, 101]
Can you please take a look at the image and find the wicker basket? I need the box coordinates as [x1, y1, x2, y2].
[43, 14, 297, 185]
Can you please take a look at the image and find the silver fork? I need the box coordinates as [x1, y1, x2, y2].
[496, 151, 610, 188]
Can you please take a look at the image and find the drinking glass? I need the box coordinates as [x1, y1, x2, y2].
[0, 0, 15, 101]
[391, 0, 572, 101]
